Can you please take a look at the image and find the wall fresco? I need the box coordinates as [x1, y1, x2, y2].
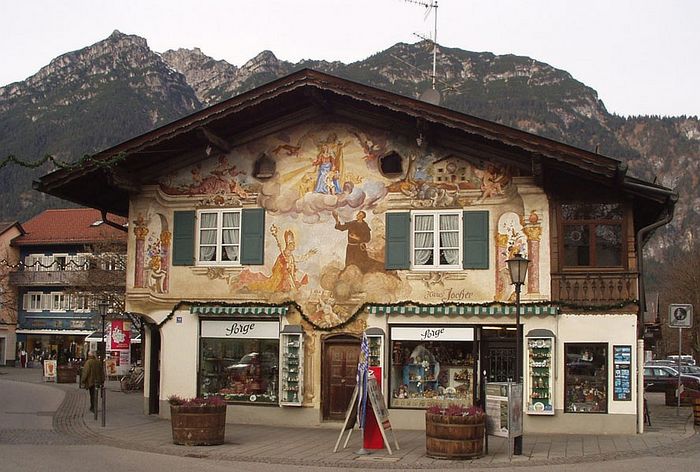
[133, 212, 170, 293]
[135, 122, 546, 327]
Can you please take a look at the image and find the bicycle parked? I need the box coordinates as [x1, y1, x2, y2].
[120, 365, 144, 393]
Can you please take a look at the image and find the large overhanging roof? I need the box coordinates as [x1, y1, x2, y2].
[34, 68, 676, 221]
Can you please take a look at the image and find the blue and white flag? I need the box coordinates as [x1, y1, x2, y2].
[356, 332, 370, 429]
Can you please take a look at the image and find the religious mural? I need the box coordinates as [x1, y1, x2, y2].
[133, 122, 542, 328]
[133, 212, 170, 294]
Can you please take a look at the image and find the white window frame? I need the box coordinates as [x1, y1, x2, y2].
[26, 291, 44, 312]
[410, 210, 462, 271]
[195, 209, 242, 266]
[50, 292, 69, 312]
[24, 254, 42, 272]
[53, 253, 69, 271]
[71, 293, 91, 313]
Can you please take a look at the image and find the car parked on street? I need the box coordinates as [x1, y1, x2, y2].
[643, 365, 700, 392]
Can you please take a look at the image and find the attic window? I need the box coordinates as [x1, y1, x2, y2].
[379, 152, 403, 177]
[253, 153, 276, 180]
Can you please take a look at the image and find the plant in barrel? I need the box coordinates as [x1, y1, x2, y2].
[168, 395, 227, 446]
[425, 403, 485, 459]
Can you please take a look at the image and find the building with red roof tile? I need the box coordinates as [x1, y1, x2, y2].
[8, 208, 127, 367]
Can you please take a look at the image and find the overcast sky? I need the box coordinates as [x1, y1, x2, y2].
[2, 0, 697, 117]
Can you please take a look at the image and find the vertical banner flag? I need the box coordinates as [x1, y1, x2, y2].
[357, 333, 370, 429]
[110, 320, 131, 350]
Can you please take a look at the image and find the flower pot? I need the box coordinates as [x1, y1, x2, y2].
[170, 404, 226, 446]
[425, 412, 485, 459]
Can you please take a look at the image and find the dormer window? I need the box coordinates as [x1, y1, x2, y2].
[253, 153, 276, 180]
[379, 152, 403, 178]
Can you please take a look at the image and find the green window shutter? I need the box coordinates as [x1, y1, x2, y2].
[385, 212, 410, 270]
[240, 208, 265, 265]
[463, 211, 489, 269]
[172, 211, 195, 266]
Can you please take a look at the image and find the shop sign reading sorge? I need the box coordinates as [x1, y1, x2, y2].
[200, 320, 280, 339]
[390, 326, 474, 341]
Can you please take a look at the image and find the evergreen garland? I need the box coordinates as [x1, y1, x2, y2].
[0, 152, 126, 171]
[158, 298, 640, 331]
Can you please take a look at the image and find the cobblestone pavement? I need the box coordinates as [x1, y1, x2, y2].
[2, 366, 698, 469]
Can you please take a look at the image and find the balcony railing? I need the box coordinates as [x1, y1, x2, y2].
[551, 271, 638, 306]
[9, 269, 125, 287]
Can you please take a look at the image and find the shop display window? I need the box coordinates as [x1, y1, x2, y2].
[564, 343, 607, 413]
[390, 340, 474, 409]
[199, 338, 279, 404]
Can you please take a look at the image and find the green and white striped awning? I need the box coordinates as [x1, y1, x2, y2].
[190, 305, 288, 316]
[367, 305, 558, 316]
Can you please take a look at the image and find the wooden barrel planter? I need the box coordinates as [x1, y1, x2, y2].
[56, 366, 77, 384]
[171, 404, 226, 446]
[425, 412, 485, 459]
[694, 398, 700, 425]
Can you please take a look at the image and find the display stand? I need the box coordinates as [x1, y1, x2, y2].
[279, 325, 304, 406]
[333, 372, 399, 454]
[485, 381, 522, 459]
[525, 329, 555, 415]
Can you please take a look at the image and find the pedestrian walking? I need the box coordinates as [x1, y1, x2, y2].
[80, 352, 104, 412]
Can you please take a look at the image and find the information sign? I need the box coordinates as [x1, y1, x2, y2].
[669, 304, 693, 329]
[613, 345, 632, 401]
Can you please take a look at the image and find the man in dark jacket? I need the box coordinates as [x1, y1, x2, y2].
[81, 352, 104, 412]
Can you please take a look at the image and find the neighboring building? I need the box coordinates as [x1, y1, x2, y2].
[35, 70, 675, 434]
[0, 221, 24, 366]
[9, 208, 126, 363]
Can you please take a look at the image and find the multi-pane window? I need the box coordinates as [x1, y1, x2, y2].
[197, 209, 242, 264]
[72, 294, 91, 312]
[26, 292, 43, 312]
[51, 292, 69, 312]
[561, 203, 623, 267]
[412, 211, 461, 270]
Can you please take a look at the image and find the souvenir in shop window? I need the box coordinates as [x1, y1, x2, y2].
[564, 343, 607, 413]
[390, 339, 475, 409]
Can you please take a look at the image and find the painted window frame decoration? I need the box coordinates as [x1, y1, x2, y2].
[564, 343, 608, 414]
[560, 202, 625, 268]
[411, 210, 463, 271]
[195, 208, 242, 266]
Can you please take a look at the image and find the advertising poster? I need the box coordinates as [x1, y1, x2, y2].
[105, 358, 118, 377]
[613, 345, 632, 401]
[110, 320, 131, 350]
[43, 359, 57, 382]
[485, 383, 509, 438]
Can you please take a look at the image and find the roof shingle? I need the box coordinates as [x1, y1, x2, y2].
[13, 208, 127, 246]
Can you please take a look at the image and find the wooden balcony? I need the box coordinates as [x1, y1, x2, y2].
[9, 269, 125, 287]
[551, 271, 638, 306]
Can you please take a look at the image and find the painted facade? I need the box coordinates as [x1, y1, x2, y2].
[36, 70, 675, 436]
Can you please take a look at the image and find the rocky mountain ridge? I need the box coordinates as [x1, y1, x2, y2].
[0, 31, 698, 261]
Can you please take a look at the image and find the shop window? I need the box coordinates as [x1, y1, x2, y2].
[196, 209, 241, 265]
[412, 211, 462, 270]
[561, 203, 623, 267]
[564, 343, 608, 413]
[199, 337, 279, 404]
[389, 327, 475, 409]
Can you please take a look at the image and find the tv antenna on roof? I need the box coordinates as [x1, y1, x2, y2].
[405, 0, 439, 90]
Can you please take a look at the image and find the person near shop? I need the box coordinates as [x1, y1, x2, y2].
[80, 352, 104, 413]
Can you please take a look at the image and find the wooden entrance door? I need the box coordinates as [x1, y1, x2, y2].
[322, 337, 360, 420]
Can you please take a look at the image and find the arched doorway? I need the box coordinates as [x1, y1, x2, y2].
[321, 334, 360, 420]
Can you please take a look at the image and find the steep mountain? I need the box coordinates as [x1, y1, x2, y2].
[0, 30, 200, 219]
[0, 32, 697, 262]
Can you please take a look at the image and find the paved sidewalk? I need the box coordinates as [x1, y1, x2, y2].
[1, 366, 698, 469]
